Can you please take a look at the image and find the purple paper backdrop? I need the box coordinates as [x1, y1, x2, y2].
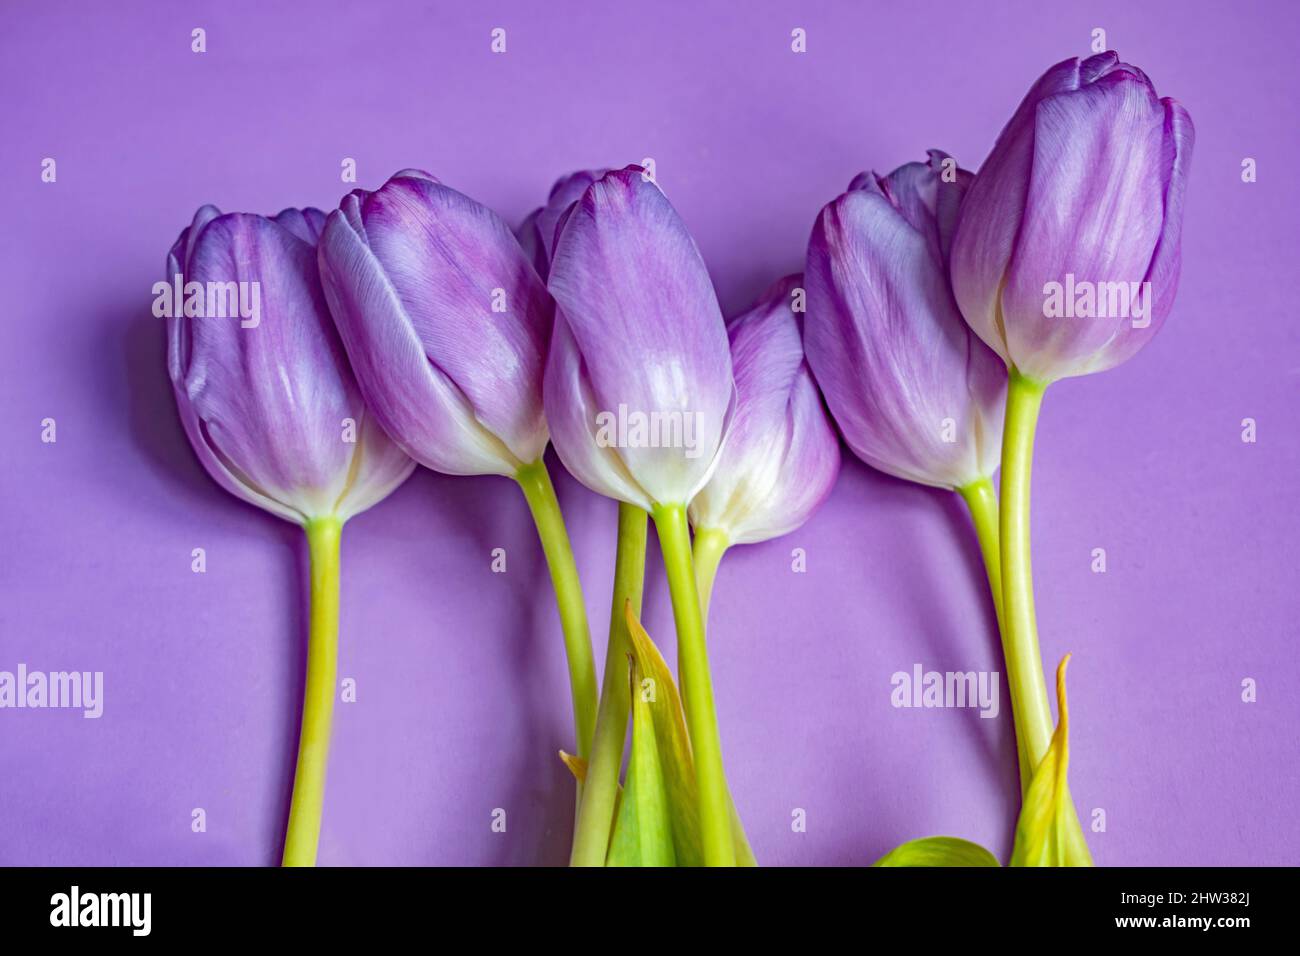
[1, 0, 1296, 866]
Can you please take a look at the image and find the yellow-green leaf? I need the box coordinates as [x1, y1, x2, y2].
[873, 836, 1001, 867]
[622, 602, 703, 865]
[606, 654, 675, 867]
[1010, 654, 1094, 867]
[558, 751, 587, 783]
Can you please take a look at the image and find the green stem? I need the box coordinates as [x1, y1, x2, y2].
[569, 503, 648, 867]
[957, 477, 1030, 793]
[691, 526, 759, 866]
[684, 525, 730, 722]
[516, 460, 599, 762]
[282, 516, 342, 867]
[652, 503, 735, 866]
[999, 372, 1055, 770]
[692, 526, 729, 624]
[956, 478, 1005, 630]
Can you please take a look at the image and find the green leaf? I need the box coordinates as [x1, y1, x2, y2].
[605, 653, 676, 867]
[1010, 654, 1094, 867]
[873, 836, 1001, 867]
[622, 602, 756, 866]
[728, 795, 758, 867]
[622, 603, 703, 865]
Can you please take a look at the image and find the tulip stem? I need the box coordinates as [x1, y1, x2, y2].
[690, 525, 759, 866]
[282, 516, 342, 867]
[999, 373, 1055, 771]
[516, 459, 599, 763]
[692, 526, 729, 623]
[652, 503, 736, 866]
[569, 503, 648, 867]
[957, 477, 1030, 792]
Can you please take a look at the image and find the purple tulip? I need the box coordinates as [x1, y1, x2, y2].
[317, 169, 552, 478]
[689, 274, 841, 546]
[165, 204, 416, 867]
[805, 150, 1006, 492]
[546, 166, 739, 864]
[166, 205, 415, 525]
[517, 168, 608, 280]
[950, 51, 1194, 383]
[945, 55, 1193, 831]
[544, 166, 734, 510]
[317, 169, 599, 767]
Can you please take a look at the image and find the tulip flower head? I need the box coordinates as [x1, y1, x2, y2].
[317, 169, 552, 478]
[689, 275, 840, 545]
[544, 166, 734, 510]
[950, 51, 1194, 383]
[166, 205, 415, 526]
[804, 151, 1006, 491]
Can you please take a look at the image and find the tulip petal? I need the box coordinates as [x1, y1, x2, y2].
[358, 176, 551, 466]
[542, 314, 655, 509]
[272, 206, 327, 245]
[806, 188, 1004, 490]
[534, 169, 608, 277]
[860, 151, 973, 270]
[925, 149, 973, 262]
[168, 367, 305, 524]
[515, 208, 547, 279]
[181, 213, 358, 516]
[331, 406, 418, 522]
[519, 171, 610, 282]
[166, 204, 222, 285]
[689, 276, 840, 544]
[1090, 98, 1195, 373]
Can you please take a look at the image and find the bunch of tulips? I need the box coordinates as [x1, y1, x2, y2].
[165, 52, 1192, 867]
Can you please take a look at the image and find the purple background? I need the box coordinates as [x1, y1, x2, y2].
[1, 0, 1296, 866]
